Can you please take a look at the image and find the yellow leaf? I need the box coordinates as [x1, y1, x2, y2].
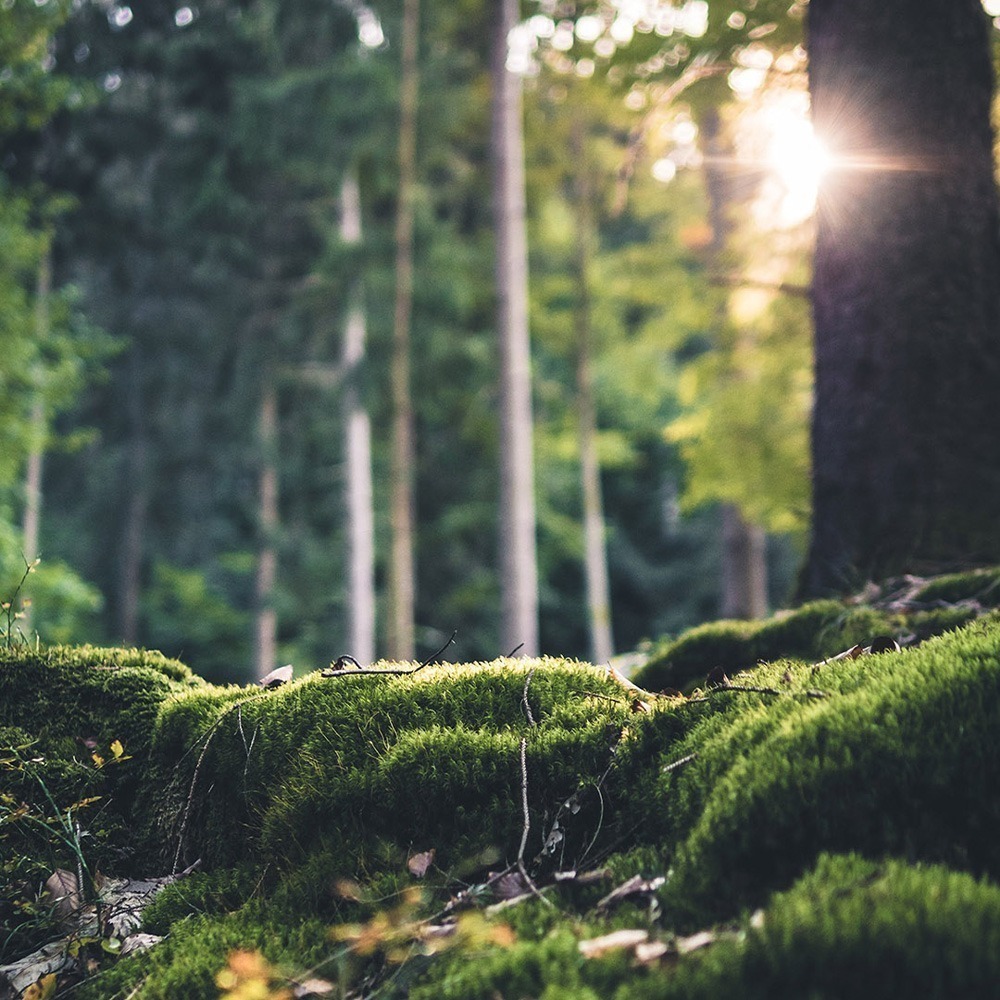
[110, 739, 124, 759]
[21, 974, 57, 1000]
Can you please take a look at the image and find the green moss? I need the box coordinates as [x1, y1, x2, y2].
[635, 581, 994, 693]
[10, 601, 1000, 997]
[624, 855, 1000, 1000]
[143, 659, 638, 872]
[656, 616, 1000, 924]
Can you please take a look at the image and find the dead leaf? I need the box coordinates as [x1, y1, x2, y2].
[634, 941, 670, 965]
[675, 930, 716, 955]
[630, 698, 651, 713]
[293, 977, 336, 997]
[596, 874, 666, 912]
[259, 664, 294, 688]
[119, 934, 163, 958]
[20, 973, 57, 1000]
[869, 635, 901, 654]
[492, 871, 530, 900]
[43, 870, 81, 925]
[578, 929, 648, 958]
[407, 849, 435, 878]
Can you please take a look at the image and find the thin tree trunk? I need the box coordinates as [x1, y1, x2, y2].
[721, 504, 767, 619]
[120, 348, 147, 646]
[340, 171, 376, 665]
[254, 382, 279, 679]
[388, 0, 419, 660]
[491, 0, 539, 657]
[803, 0, 1000, 593]
[570, 114, 614, 665]
[699, 109, 768, 619]
[21, 252, 50, 634]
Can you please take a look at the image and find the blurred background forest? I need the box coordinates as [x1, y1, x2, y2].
[2, 0, 988, 681]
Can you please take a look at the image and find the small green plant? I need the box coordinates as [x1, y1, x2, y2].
[2, 555, 40, 649]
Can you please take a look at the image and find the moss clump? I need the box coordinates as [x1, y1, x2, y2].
[0, 645, 201, 959]
[656, 615, 1000, 924]
[634, 574, 995, 692]
[410, 855, 1000, 1000]
[143, 658, 640, 872]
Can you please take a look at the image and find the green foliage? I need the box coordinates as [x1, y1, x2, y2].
[141, 562, 251, 684]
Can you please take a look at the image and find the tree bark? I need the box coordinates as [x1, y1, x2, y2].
[491, 0, 540, 657]
[388, 0, 419, 660]
[254, 382, 279, 680]
[340, 170, 376, 666]
[802, 0, 1000, 594]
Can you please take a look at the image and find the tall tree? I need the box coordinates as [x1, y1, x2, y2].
[340, 169, 376, 665]
[388, 0, 419, 660]
[492, 0, 540, 657]
[569, 112, 615, 663]
[803, 0, 1000, 593]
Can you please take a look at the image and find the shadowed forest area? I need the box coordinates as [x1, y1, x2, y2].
[5, 0, 1000, 997]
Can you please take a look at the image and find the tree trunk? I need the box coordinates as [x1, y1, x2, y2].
[119, 348, 147, 647]
[340, 170, 376, 665]
[803, 0, 1000, 594]
[721, 504, 767, 619]
[254, 382, 279, 680]
[388, 0, 419, 661]
[491, 0, 540, 657]
[570, 114, 615, 665]
[21, 252, 50, 635]
[699, 109, 769, 619]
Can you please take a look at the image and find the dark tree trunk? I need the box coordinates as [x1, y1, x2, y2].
[803, 0, 1000, 594]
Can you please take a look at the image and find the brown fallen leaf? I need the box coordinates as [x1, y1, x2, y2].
[492, 871, 531, 900]
[43, 870, 81, 926]
[407, 849, 435, 878]
[578, 929, 648, 959]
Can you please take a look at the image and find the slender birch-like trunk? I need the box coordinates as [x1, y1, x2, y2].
[388, 0, 419, 660]
[570, 114, 614, 664]
[491, 0, 539, 656]
[254, 382, 279, 679]
[340, 171, 376, 665]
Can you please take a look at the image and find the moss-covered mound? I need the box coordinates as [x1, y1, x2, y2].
[634, 566, 1000, 692]
[6, 590, 1000, 999]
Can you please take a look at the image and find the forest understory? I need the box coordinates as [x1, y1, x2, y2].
[4, 566, 1000, 999]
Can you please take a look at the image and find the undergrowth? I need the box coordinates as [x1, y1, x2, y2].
[5, 569, 1000, 998]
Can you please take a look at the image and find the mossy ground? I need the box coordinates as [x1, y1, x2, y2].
[4, 568, 1000, 998]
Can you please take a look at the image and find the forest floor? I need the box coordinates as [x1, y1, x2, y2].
[4, 566, 1000, 999]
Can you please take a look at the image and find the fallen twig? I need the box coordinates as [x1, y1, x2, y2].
[517, 738, 552, 908]
[662, 752, 698, 773]
[522, 667, 538, 728]
[712, 682, 828, 700]
[320, 631, 457, 678]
